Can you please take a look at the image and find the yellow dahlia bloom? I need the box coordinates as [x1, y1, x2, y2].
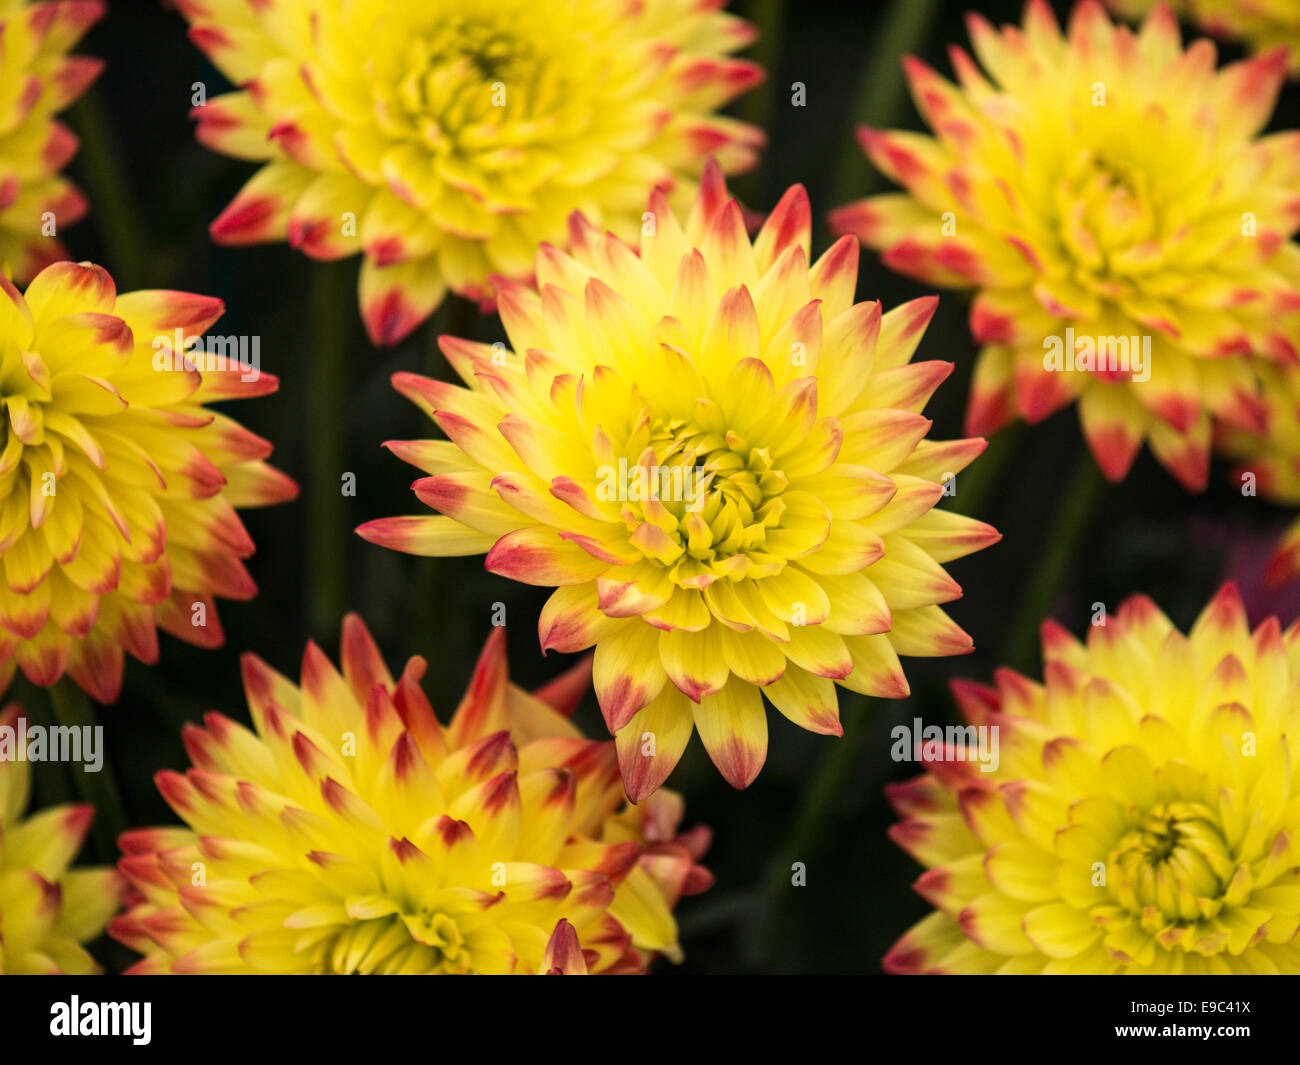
[831, 0, 1300, 492]
[0, 0, 103, 280]
[0, 261, 296, 702]
[887, 583, 1300, 974]
[1110, 0, 1300, 76]
[359, 164, 1000, 798]
[111, 619, 712, 974]
[180, 0, 764, 346]
[0, 701, 124, 973]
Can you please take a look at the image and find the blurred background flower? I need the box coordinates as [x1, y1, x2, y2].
[1217, 360, 1300, 583]
[0, 700, 123, 973]
[177, 0, 765, 346]
[1109, 0, 1300, 76]
[0, 0, 104, 280]
[832, 0, 1300, 494]
[0, 261, 295, 703]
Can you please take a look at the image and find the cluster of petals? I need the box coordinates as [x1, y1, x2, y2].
[112, 619, 711, 974]
[0, 700, 123, 973]
[833, 0, 1300, 493]
[0, 261, 295, 701]
[0, 0, 104, 280]
[887, 584, 1300, 974]
[360, 163, 1000, 797]
[1109, 0, 1300, 76]
[0, 262, 296, 702]
[179, 0, 764, 344]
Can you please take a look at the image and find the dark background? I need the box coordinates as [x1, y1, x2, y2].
[20, 0, 1300, 974]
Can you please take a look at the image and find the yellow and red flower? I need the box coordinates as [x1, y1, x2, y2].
[1109, 0, 1300, 76]
[832, 0, 1300, 492]
[0, 261, 296, 702]
[179, 0, 764, 345]
[0, 0, 104, 280]
[359, 163, 999, 798]
[887, 584, 1300, 974]
[111, 619, 711, 974]
[0, 701, 123, 973]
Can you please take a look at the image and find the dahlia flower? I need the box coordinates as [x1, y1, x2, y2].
[0, 0, 103, 280]
[831, 0, 1300, 492]
[0, 701, 123, 973]
[1110, 0, 1300, 76]
[180, 0, 764, 346]
[359, 163, 1000, 798]
[0, 261, 296, 702]
[887, 583, 1300, 974]
[111, 619, 712, 974]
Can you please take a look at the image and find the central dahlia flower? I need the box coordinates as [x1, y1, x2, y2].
[0, 701, 123, 973]
[0, 261, 296, 702]
[832, 0, 1300, 491]
[1109, 0, 1300, 76]
[180, 0, 764, 345]
[887, 584, 1300, 974]
[111, 619, 711, 974]
[0, 0, 104, 280]
[359, 163, 1000, 798]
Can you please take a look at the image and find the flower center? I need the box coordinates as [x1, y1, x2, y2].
[1108, 801, 1234, 923]
[317, 911, 471, 975]
[389, 19, 553, 146]
[1056, 149, 1163, 290]
[608, 415, 795, 580]
[651, 417, 787, 543]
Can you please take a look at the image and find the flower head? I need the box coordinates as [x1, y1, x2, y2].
[0, 261, 296, 702]
[180, 0, 764, 345]
[111, 619, 711, 974]
[832, 0, 1300, 491]
[359, 163, 999, 798]
[1109, 0, 1300, 76]
[0, 701, 123, 973]
[886, 583, 1300, 974]
[0, 0, 104, 279]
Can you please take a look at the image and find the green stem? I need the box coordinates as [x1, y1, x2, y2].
[999, 452, 1106, 673]
[950, 422, 1024, 521]
[306, 261, 354, 638]
[66, 93, 147, 289]
[747, 696, 884, 962]
[739, 0, 942, 967]
[48, 679, 128, 864]
[412, 298, 480, 655]
[762, 703, 868, 892]
[828, 0, 940, 212]
[735, 0, 786, 205]
[428, 295, 480, 374]
[677, 890, 761, 937]
[10, 676, 73, 809]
